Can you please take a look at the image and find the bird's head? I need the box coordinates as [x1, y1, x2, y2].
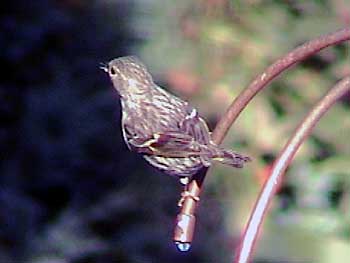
[102, 56, 154, 97]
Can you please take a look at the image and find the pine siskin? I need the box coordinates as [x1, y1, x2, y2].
[103, 56, 250, 182]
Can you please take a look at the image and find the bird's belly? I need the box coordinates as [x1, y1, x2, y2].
[143, 155, 203, 177]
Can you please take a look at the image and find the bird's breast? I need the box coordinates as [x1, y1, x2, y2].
[122, 98, 186, 136]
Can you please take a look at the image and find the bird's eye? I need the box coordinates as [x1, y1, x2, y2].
[110, 66, 116, 75]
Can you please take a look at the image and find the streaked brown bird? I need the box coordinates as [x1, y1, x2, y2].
[103, 56, 250, 183]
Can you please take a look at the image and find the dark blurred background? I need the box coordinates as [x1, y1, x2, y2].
[1, 1, 349, 262]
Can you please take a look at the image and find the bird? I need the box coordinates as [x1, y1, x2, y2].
[102, 56, 250, 184]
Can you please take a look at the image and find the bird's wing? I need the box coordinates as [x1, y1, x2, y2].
[124, 106, 250, 168]
[179, 108, 211, 144]
[126, 107, 213, 159]
[128, 132, 202, 158]
[128, 131, 250, 168]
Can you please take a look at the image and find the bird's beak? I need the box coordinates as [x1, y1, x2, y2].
[99, 62, 108, 73]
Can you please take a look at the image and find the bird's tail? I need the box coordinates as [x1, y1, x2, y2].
[199, 144, 251, 168]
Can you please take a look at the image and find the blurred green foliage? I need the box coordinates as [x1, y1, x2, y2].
[132, 0, 349, 262]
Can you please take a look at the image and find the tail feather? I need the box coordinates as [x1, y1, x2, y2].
[213, 149, 251, 168]
[201, 144, 251, 168]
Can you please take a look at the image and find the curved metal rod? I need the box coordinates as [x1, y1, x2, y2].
[212, 27, 350, 145]
[235, 76, 350, 263]
[173, 28, 350, 251]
